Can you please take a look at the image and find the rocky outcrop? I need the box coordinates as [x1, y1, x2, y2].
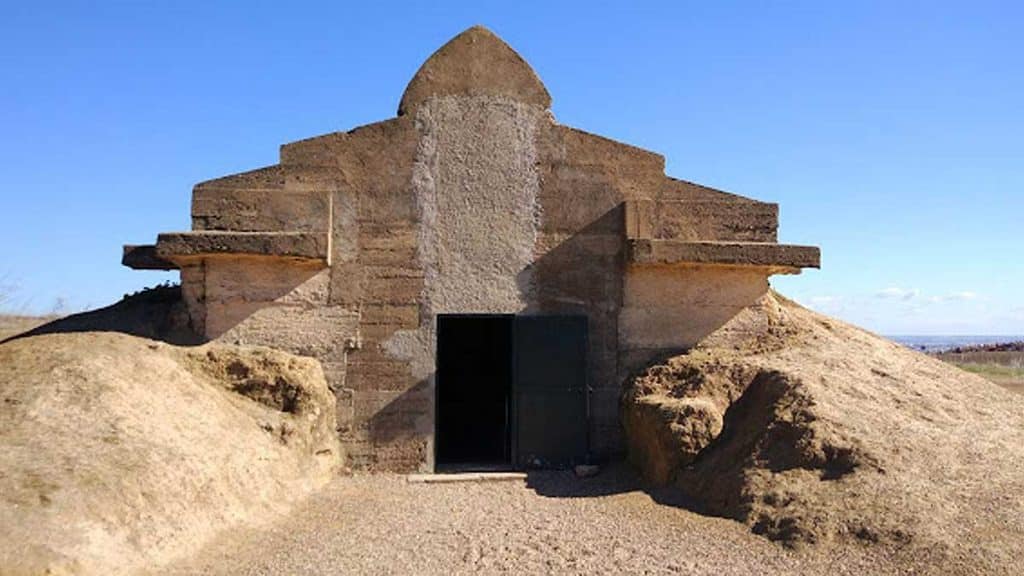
[622, 292, 1024, 565]
[0, 332, 341, 575]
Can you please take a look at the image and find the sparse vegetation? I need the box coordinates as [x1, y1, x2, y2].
[0, 314, 57, 342]
[0, 281, 188, 342]
[935, 350, 1024, 394]
[0, 272, 16, 310]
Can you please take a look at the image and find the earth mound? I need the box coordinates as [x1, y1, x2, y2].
[622, 292, 1024, 567]
[5, 284, 200, 345]
[0, 332, 341, 575]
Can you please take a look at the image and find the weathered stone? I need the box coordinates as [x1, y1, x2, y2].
[122, 244, 176, 270]
[192, 188, 329, 232]
[156, 231, 329, 262]
[627, 239, 820, 271]
[398, 26, 551, 116]
[625, 199, 779, 243]
[122, 26, 820, 473]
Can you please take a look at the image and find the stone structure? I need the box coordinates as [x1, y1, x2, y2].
[124, 26, 819, 472]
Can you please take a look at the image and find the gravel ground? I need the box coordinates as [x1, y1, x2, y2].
[162, 464, 933, 575]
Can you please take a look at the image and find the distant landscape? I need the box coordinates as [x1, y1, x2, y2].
[885, 336, 1024, 395]
[933, 344, 1024, 395]
[0, 315, 55, 342]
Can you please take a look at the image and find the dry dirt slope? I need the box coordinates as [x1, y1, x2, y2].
[622, 292, 1024, 574]
[0, 332, 341, 575]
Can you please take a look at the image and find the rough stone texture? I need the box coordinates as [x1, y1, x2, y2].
[621, 291, 1024, 567]
[199, 258, 360, 399]
[628, 239, 821, 270]
[122, 26, 820, 471]
[398, 26, 551, 117]
[156, 231, 329, 262]
[191, 165, 289, 232]
[192, 187, 330, 233]
[0, 332, 340, 575]
[179, 263, 206, 336]
[122, 244, 176, 270]
[368, 94, 544, 471]
[626, 239, 819, 270]
[625, 199, 779, 242]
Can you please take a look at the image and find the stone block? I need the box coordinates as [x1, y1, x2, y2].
[122, 245, 176, 270]
[363, 276, 424, 305]
[345, 361, 417, 392]
[214, 304, 360, 357]
[650, 200, 778, 243]
[360, 304, 420, 328]
[192, 189, 330, 232]
[156, 231, 329, 262]
[205, 259, 328, 306]
[328, 262, 366, 306]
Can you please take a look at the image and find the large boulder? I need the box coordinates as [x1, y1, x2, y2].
[622, 292, 1024, 571]
[0, 332, 341, 575]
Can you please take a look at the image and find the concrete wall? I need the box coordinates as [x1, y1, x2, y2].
[165, 27, 792, 472]
[529, 125, 665, 455]
[617, 265, 770, 382]
[191, 257, 359, 397]
[368, 95, 545, 471]
[182, 109, 777, 470]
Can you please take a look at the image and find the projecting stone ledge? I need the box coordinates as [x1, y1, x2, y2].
[123, 245, 178, 270]
[156, 231, 329, 262]
[627, 239, 820, 273]
[145, 231, 328, 264]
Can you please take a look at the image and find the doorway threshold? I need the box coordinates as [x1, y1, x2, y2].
[407, 469, 526, 484]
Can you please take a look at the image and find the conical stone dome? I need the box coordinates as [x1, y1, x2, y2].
[398, 26, 552, 116]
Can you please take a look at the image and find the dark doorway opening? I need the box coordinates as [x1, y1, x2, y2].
[435, 315, 513, 466]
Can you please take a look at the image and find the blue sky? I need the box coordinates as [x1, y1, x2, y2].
[1, 1, 1021, 335]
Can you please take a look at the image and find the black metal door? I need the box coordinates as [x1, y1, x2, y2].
[512, 315, 588, 468]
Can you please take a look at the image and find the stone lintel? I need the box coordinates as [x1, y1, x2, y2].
[122, 244, 178, 270]
[628, 239, 820, 271]
[154, 231, 329, 264]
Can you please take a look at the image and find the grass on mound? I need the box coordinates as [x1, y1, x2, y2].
[935, 350, 1024, 394]
[0, 315, 57, 342]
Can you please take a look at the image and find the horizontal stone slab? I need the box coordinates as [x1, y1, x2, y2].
[406, 472, 527, 484]
[122, 244, 177, 270]
[153, 231, 330, 263]
[627, 239, 820, 271]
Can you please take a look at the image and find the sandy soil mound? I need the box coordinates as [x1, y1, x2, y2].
[0, 332, 341, 575]
[622, 292, 1024, 567]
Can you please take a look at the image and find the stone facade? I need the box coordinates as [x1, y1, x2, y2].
[124, 26, 819, 472]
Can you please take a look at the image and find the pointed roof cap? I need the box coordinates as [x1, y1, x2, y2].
[398, 26, 552, 116]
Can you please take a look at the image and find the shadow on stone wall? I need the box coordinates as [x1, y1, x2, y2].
[1, 285, 202, 346]
[516, 207, 627, 456]
[359, 378, 434, 471]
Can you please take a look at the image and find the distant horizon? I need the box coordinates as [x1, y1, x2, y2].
[885, 333, 1024, 337]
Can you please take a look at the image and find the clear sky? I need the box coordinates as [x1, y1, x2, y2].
[1, 1, 1021, 335]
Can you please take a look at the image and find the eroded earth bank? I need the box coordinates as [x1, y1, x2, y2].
[0, 332, 340, 575]
[622, 292, 1024, 573]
